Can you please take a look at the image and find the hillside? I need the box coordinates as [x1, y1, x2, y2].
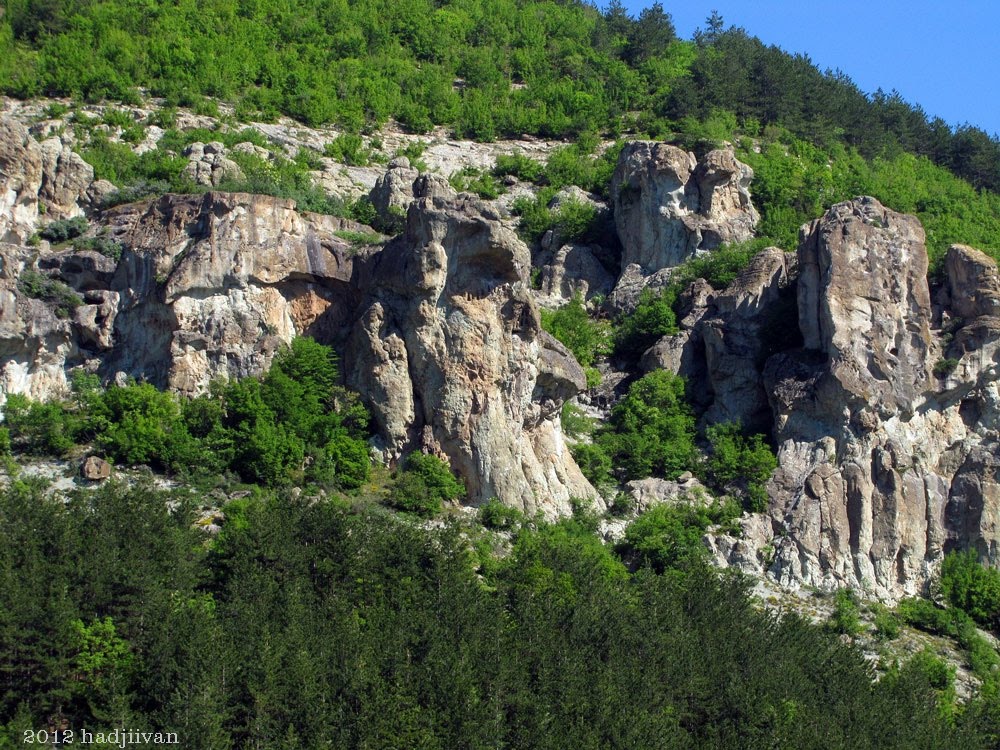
[2, 2, 1000, 748]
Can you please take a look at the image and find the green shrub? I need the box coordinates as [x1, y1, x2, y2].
[18, 269, 83, 318]
[570, 441, 614, 487]
[511, 191, 600, 246]
[560, 402, 594, 439]
[73, 236, 124, 261]
[388, 453, 464, 517]
[479, 498, 525, 531]
[0, 426, 10, 456]
[934, 358, 960, 378]
[615, 498, 738, 572]
[449, 167, 504, 199]
[612, 286, 678, 360]
[704, 422, 777, 512]
[872, 604, 902, 640]
[827, 588, 863, 636]
[323, 133, 371, 166]
[896, 597, 965, 636]
[2, 393, 78, 455]
[493, 153, 544, 183]
[540, 294, 609, 368]
[597, 371, 697, 482]
[940, 550, 1000, 629]
[39, 216, 88, 242]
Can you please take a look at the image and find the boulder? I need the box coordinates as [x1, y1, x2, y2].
[81, 455, 112, 480]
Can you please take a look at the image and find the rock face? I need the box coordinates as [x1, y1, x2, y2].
[347, 195, 597, 515]
[0, 117, 96, 243]
[714, 198, 1000, 600]
[1, 191, 366, 401]
[610, 142, 758, 275]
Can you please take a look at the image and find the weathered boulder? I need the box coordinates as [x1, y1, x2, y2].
[610, 141, 758, 275]
[181, 142, 245, 187]
[347, 194, 598, 515]
[538, 243, 615, 304]
[369, 157, 420, 225]
[81, 455, 112, 480]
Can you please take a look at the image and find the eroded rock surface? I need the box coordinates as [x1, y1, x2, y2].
[709, 198, 1000, 600]
[347, 195, 597, 515]
[610, 141, 758, 275]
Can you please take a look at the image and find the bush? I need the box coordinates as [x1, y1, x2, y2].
[540, 294, 609, 368]
[612, 286, 678, 360]
[449, 167, 504, 199]
[323, 134, 371, 166]
[597, 371, 697, 482]
[511, 191, 601, 246]
[18, 269, 84, 318]
[479, 499, 524, 531]
[934, 358, 960, 378]
[2, 393, 77, 455]
[570, 441, 613, 487]
[493, 153, 544, 183]
[388, 453, 464, 517]
[940, 550, 1000, 629]
[73, 236, 124, 261]
[39, 216, 88, 242]
[0, 426, 10, 456]
[827, 588, 863, 636]
[704, 422, 777, 512]
[615, 498, 738, 572]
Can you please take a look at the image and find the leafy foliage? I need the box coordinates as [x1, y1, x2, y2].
[613, 286, 678, 360]
[388, 452, 466, 517]
[597, 371, 697, 482]
[940, 550, 1000, 630]
[540, 293, 609, 368]
[3, 338, 370, 490]
[704, 422, 777, 512]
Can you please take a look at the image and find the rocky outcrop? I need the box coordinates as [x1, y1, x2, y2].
[537, 243, 615, 304]
[347, 194, 597, 516]
[0, 117, 97, 243]
[703, 198, 1000, 600]
[610, 142, 758, 275]
[1, 191, 367, 401]
[700, 248, 797, 430]
[181, 141, 245, 187]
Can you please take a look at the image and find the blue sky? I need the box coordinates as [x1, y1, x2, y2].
[621, 1, 1000, 136]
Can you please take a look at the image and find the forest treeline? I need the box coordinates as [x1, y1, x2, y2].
[3, 478, 999, 749]
[2, 0, 999, 193]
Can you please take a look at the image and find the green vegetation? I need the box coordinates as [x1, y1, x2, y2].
[613, 286, 678, 360]
[1, 478, 993, 748]
[592, 371, 697, 483]
[512, 189, 602, 246]
[615, 497, 739, 572]
[4, 338, 371, 491]
[827, 588, 864, 636]
[940, 550, 1000, 630]
[38, 216, 88, 242]
[17, 269, 83, 318]
[448, 166, 504, 199]
[704, 422, 778, 513]
[387, 452, 466, 517]
[539, 294, 609, 368]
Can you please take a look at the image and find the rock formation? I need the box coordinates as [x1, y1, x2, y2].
[347, 194, 597, 515]
[0, 117, 96, 243]
[706, 198, 1000, 600]
[610, 142, 758, 275]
